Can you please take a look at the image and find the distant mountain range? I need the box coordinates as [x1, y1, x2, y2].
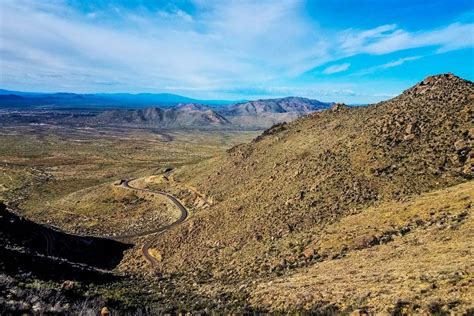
[0, 89, 238, 109]
[90, 97, 333, 129]
[221, 97, 332, 128]
[91, 103, 231, 128]
[0, 89, 333, 129]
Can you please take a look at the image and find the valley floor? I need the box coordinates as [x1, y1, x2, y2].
[0, 124, 257, 232]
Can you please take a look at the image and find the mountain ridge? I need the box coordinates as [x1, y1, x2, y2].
[86, 97, 332, 129]
[132, 73, 473, 312]
[0, 89, 240, 108]
[225, 96, 332, 115]
[92, 105, 231, 128]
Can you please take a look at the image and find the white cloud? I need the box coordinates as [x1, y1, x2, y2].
[0, 0, 324, 92]
[323, 63, 351, 74]
[353, 55, 422, 76]
[339, 24, 398, 54]
[381, 56, 422, 68]
[157, 8, 194, 22]
[355, 23, 474, 55]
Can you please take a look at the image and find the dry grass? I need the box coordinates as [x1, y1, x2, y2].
[249, 181, 474, 313]
[1, 75, 472, 312]
[122, 75, 474, 312]
[43, 183, 177, 235]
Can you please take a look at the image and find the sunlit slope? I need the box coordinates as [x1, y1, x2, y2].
[150, 74, 472, 279]
[249, 181, 473, 313]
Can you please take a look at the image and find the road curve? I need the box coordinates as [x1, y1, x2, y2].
[5, 178, 189, 269]
[120, 179, 189, 268]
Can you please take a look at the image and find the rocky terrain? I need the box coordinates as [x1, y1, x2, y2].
[1, 74, 472, 314]
[135, 73, 473, 313]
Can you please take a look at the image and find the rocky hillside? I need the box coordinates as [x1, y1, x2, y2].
[134, 74, 473, 313]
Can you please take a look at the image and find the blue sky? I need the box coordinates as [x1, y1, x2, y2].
[0, 0, 473, 103]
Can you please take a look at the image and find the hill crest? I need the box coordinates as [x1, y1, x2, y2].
[142, 73, 473, 307]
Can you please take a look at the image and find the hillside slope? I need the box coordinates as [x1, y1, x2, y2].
[134, 74, 473, 312]
[249, 181, 473, 312]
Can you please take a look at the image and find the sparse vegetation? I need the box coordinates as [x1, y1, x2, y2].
[0, 125, 258, 231]
[140, 74, 473, 313]
[0, 74, 472, 313]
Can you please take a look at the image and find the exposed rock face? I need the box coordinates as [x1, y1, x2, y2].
[374, 73, 473, 178]
[330, 102, 348, 112]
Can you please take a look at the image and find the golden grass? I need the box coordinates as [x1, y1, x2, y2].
[249, 181, 474, 313]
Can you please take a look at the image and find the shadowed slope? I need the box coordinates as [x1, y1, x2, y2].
[0, 203, 132, 271]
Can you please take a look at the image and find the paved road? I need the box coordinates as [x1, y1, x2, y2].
[120, 179, 189, 268]
[5, 178, 189, 269]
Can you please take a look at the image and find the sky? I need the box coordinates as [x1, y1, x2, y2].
[0, 0, 473, 103]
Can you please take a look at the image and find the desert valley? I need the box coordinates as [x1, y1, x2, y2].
[0, 73, 472, 314]
[1, 0, 473, 314]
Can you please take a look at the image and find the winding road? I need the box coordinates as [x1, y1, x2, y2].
[5, 178, 189, 269]
[119, 179, 189, 268]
